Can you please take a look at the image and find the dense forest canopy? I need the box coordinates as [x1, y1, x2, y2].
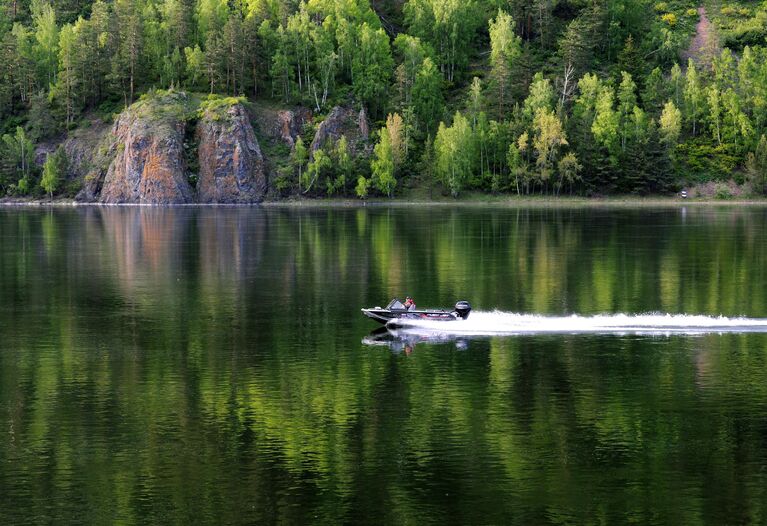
[1, 0, 767, 198]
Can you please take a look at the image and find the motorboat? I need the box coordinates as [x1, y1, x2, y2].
[361, 299, 471, 325]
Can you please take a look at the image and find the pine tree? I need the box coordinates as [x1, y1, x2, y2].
[642, 67, 664, 114]
[617, 35, 644, 84]
[645, 120, 675, 193]
[112, 0, 144, 105]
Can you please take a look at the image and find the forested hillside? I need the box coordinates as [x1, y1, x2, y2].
[2, 0, 767, 199]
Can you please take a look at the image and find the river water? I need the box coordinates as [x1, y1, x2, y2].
[1, 205, 767, 524]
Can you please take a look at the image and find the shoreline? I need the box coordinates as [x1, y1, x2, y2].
[3, 196, 767, 208]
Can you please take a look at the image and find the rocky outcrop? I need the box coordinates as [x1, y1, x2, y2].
[35, 118, 109, 190]
[196, 102, 267, 203]
[276, 108, 312, 148]
[250, 105, 312, 148]
[62, 121, 110, 181]
[89, 91, 194, 204]
[310, 106, 371, 155]
[76, 135, 117, 202]
[358, 107, 370, 140]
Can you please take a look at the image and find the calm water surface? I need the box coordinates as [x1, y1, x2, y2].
[2, 205, 767, 524]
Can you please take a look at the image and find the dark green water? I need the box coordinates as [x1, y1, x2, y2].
[2, 205, 767, 525]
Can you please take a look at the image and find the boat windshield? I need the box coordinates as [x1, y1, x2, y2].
[386, 299, 406, 310]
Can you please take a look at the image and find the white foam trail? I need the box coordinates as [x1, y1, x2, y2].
[389, 311, 767, 336]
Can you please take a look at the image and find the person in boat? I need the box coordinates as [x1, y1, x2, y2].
[404, 296, 416, 311]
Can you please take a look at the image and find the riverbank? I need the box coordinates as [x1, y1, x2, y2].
[5, 195, 767, 208]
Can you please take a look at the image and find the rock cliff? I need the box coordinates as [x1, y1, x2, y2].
[196, 102, 267, 203]
[98, 92, 194, 204]
[62, 122, 110, 182]
[66, 94, 373, 203]
[310, 106, 370, 155]
[251, 105, 312, 148]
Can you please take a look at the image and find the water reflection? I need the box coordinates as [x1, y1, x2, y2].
[1, 205, 767, 524]
[362, 327, 471, 353]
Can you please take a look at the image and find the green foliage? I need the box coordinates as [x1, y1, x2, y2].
[556, 152, 582, 195]
[355, 175, 369, 198]
[0, 126, 35, 195]
[746, 135, 767, 194]
[330, 135, 352, 195]
[676, 140, 739, 181]
[717, 3, 767, 51]
[715, 182, 733, 199]
[488, 9, 521, 116]
[404, 0, 480, 83]
[592, 85, 619, 157]
[302, 147, 331, 194]
[411, 57, 443, 136]
[532, 108, 567, 187]
[292, 136, 308, 192]
[351, 23, 392, 118]
[523, 72, 554, 121]
[393, 33, 432, 109]
[40, 145, 67, 199]
[370, 129, 395, 197]
[1, 0, 767, 198]
[273, 164, 294, 194]
[660, 100, 682, 148]
[434, 112, 473, 197]
[642, 67, 665, 114]
[197, 94, 246, 115]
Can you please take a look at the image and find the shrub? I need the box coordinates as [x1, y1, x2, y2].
[274, 165, 294, 194]
[355, 176, 370, 199]
[198, 95, 246, 115]
[715, 182, 732, 199]
[661, 13, 677, 26]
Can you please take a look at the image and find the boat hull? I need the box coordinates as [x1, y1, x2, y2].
[361, 308, 460, 325]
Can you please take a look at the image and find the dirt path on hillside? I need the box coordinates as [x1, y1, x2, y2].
[682, 7, 720, 66]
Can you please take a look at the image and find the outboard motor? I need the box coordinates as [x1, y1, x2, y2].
[454, 301, 472, 320]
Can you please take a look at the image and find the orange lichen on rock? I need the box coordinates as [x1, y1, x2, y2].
[196, 103, 267, 204]
[99, 92, 194, 204]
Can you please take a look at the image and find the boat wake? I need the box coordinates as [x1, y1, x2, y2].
[386, 311, 767, 336]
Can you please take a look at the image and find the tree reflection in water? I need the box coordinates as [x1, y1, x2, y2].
[1, 205, 767, 525]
